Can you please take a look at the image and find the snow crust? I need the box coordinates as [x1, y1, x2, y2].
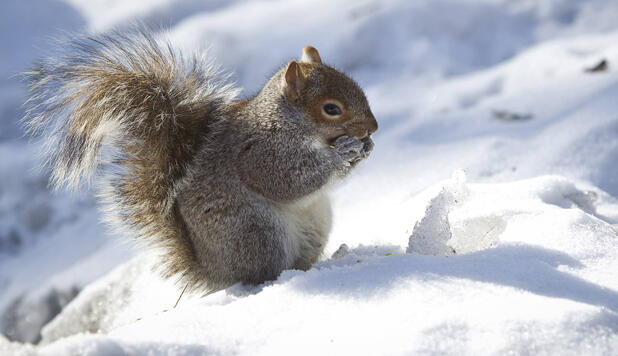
[1, 0, 618, 355]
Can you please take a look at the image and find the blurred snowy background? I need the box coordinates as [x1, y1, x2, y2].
[1, 0, 618, 354]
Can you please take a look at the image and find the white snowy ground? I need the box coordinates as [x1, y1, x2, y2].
[1, 0, 618, 355]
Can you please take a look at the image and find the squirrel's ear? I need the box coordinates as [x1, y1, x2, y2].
[282, 60, 306, 101]
[301, 46, 322, 64]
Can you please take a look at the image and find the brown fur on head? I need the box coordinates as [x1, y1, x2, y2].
[282, 46, 378, 143]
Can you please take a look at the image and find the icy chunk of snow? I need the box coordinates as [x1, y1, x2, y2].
[407, 170, 468, 255]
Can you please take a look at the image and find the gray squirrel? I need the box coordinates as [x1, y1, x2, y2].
[25, 29, 377, 293]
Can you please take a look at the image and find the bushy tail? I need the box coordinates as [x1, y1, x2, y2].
[24, 29, 238, 289]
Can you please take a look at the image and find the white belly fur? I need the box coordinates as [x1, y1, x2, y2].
[278, 188, 332, 267]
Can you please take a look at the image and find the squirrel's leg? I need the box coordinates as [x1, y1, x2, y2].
[179, 194, 291, 289]
[233, 205, 291, 285]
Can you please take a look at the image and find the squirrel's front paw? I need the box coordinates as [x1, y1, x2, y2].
[332, 135, 364, 164]
[360, 136, 374, 159]
[331, 135, 373, 167]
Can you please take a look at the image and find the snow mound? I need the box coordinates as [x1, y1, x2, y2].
[409, 172, 618, 259]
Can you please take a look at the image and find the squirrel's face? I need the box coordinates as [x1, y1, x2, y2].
[281, 47, 378, 143]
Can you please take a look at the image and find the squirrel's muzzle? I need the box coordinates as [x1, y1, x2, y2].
[345, 113, 378, 139]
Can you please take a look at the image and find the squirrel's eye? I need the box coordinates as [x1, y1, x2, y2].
[323, 103, 342, 116]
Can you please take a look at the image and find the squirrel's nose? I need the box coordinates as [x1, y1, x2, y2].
[367, 116, 378, 135]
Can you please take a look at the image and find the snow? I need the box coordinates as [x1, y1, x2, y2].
[1, 0, 618, 355]
[28, 174, 618, 356]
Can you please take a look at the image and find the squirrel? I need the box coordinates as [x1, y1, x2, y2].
[24, 29, 378, 293]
